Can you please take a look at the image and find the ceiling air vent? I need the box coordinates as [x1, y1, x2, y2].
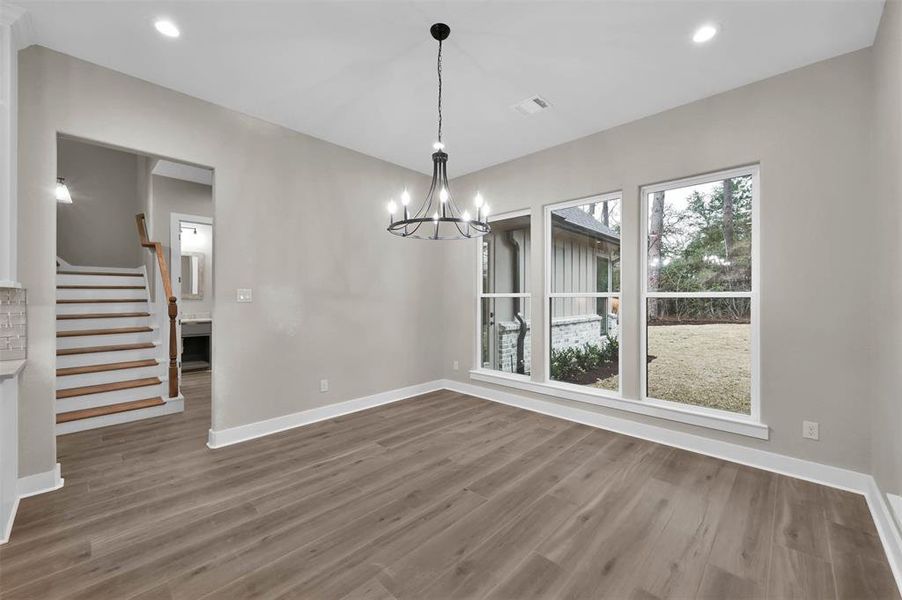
[512, 95, 550, 116]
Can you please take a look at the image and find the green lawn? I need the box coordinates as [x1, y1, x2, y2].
[594, 323, 750, 414]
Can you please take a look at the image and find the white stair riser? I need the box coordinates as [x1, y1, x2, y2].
[57, 274, 147, 286]
[56, 365, 163, 389]
[56, 382, 165, 413]
[58, 266, 143, 274]
[57, 288, 147, 301]
[57, 302, 150, 315]
[57, 316, 152, 331]
[56, 398, 184, 435]
[57, 330, 156, 349]
[57, 345, 160, 368]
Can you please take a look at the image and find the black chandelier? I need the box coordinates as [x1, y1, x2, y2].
[386, 23, 491, 240]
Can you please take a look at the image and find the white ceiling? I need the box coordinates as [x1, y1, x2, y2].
[18, 1, 885, 176]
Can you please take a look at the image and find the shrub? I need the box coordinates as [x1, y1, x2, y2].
[550, 335, 618, 382]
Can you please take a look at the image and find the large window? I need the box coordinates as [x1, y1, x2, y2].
[642, 166, 758, 417]
[546, 193, 621, 394]
[478, 211, 531, 376]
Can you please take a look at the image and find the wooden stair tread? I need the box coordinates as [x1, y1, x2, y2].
[57, 397, 165, 423]
[57, 285, 145, 290]
[57, 359, 159, 377]
[57, 342, 155, 356]
[57, 326, 152, 338]
[58, 299, 148, 304]
[57, 270, 143, 277]
[57, 312, 151, 320]
[57, 377, 161, 399]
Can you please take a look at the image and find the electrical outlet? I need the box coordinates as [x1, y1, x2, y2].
[453, 360, 459, 371]
[237, 288, 252, 303]
[803, 420, 819, 440]
[320, 379, 329, 393]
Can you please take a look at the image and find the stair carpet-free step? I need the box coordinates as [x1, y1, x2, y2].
[56, 397, 165, 424]
[57, 285, 145, 290]
[57, 342, 155, 356]
[57, 312, 151, 320]
[57, 359, 159, 377]
[56, 376, 161, 399]
[58, 298, 148, 304]
[57, 270, 143, 277]
[57, 326, 152, 338]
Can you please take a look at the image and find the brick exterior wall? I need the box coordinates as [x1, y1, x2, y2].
[494, 313, 619, 374]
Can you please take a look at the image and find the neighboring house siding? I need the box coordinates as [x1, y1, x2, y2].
[490, 225, 620, 373]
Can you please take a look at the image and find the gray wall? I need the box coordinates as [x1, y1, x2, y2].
[872, 0, 902, 499]
[17, 46, 440, 477]
[56, 138, 144, 268]
[443, 48, 876, 473]
[151, 174, 214, 316]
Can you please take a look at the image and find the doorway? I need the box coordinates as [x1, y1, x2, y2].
[170, 214, 214, 375]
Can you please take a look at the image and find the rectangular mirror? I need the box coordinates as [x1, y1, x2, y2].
[181, 252, 204, 300]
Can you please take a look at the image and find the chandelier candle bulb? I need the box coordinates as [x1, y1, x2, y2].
[383, 23, 490, 240]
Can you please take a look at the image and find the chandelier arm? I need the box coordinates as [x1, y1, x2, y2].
[405, 218, 427, 237]
[439, 160, 464, 218]
[412, 160, 439, 220]
[451, 219, 470, 238]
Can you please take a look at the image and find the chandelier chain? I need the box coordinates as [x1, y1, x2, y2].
[437, 39, 443, 144]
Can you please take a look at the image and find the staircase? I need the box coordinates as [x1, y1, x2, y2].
[55, 265, 184, 434]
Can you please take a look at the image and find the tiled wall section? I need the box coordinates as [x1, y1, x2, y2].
[0, 288, 27, 361]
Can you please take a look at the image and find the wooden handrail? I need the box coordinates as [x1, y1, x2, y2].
[135, 213, 179, 398]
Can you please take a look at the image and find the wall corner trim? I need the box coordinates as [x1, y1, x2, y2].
[17, 462, 64, 499]
[206, 380, 446, 449]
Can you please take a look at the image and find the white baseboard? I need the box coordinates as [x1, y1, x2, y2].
[0, 496, 19, 544]
[441, 378, 902, 593]
[207, 380, 445, 449]
[442, 380, 869, 491]
[890, 494, 902, 531]
[17, 462, 64, 499]
[862, 483, 902, 592]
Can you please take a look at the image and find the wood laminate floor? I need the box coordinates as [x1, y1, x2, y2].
[1, 372, 898, 599]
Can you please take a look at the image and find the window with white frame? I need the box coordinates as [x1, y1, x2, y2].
[478, 211, 531, 375]
[642, 166, 759, 417]
[546, 193, 621, 394]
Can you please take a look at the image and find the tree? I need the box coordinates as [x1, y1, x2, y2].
[722, 178, 734, 262]
[648, 191, 665, 319]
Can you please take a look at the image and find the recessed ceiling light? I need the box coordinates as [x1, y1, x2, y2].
[692, 24, 718, 44]
[154, 20, 180, 38]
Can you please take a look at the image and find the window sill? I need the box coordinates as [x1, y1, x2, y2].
[468, 369, 769, 440]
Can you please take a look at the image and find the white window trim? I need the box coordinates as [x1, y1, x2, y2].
[640, 164, 762, 423]
[544, 191, 624, 398]
[469, 174, 768, 440]
[474, 208, 532, 379]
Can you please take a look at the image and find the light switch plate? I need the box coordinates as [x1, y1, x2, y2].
[320, 379, 329, 393]
[237, 288, 252, 303]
